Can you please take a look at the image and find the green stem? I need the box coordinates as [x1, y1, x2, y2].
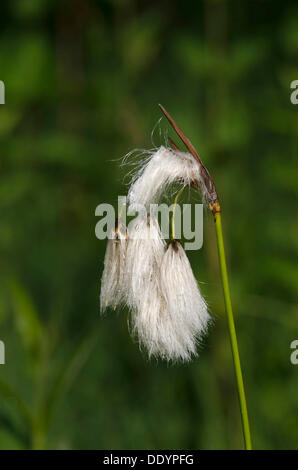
[214, 211, 252, 450]
[171, 188, 184, 239]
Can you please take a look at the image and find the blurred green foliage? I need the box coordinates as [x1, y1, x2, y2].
[0, 0, 297, 450]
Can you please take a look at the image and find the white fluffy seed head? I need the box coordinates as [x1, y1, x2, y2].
[128, 146, 208, 210]
[126, 213, 170, 358]
[126, 213, 166, 311]
[100, 221, 128, 312]
[127, 223, 210, 362]
[158, 239, 211, 361]
[101, 144, 213, 362]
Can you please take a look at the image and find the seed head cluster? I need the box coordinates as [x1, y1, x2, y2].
[100, 146, 211, 362]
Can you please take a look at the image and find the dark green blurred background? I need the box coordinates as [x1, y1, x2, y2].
[0, 0, 297, 450]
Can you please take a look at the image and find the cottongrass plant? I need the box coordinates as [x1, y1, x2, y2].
[100, 104, 252, 449]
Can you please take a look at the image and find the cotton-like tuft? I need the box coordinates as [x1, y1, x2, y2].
[127, 218, 209, 361]
[126, 213, 165, 310]
[126, 213, 167, 357]
[128, 146, 208, 210]
[159, 239, 210, 360]
[100, 221, 128, 312]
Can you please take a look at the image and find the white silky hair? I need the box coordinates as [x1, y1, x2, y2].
[159, 239, 211, 360]
[126, 213, 166, 310]
[125, 214, 167, 356]
[132, 278, 197, 362]
[128, 146, 208, 210]
[126, 214, 210, 361]
[100, 221, 128, 312]
[126, 214, 192, 361]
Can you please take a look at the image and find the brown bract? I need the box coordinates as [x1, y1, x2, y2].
[159, 104, 220, 215]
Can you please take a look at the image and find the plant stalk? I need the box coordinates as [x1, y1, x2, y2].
[171, 188, 184, 240]
[214, 210, 252, 450]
